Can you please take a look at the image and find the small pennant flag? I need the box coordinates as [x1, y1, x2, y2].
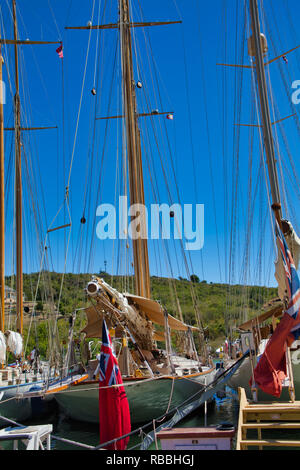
[282, 55, 288, 64]
[166, 114, 174, 120]
[56, 43, 63, 59]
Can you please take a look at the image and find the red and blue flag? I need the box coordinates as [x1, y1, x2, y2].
[98, 319, 131, 449]
[276, 221, 300, 341]
[252, 221, 300, 397]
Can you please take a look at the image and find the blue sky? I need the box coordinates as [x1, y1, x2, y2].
[1, 0, 300, 288]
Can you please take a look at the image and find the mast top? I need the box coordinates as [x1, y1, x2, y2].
[248, 0, 282, 224]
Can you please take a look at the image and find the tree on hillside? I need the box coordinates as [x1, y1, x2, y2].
[190, 274, 200, 283]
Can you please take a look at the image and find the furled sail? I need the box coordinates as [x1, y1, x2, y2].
[81, 306, 104, 338]
[5, 330, 23, 358]
[124, 293, 200, 332]
[274, 220, 300, 301]
[81, 305, 123, 338]
[238, 298, 283, 331]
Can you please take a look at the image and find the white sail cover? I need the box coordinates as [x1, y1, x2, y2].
[0, 331, 6, 362]
[5, 330, 23, 358]
[275, 221, 300, 301]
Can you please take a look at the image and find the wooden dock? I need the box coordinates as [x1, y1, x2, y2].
[236, 387, 300, 450]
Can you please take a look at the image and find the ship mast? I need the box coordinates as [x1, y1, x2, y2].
[12, 0, 23, 334]
[64, 3, 180, 299]
[1, 1, 59, 335]
[119, 0, 151, 299]
[248, 0, 282, 226]
[0, 39, 4, 335]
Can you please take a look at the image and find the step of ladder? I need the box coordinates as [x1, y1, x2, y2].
[239, 439, 300, 449]
[236, 388, 300, 450]
[242, 422, 300, 429]
[243, 407, 300, 422]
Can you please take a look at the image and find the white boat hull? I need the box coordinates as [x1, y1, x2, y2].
[0, 364, 58, 422]
[0, 381, 43, 422]
[227, 350, 300, 401]
[55, 367, 216, 425]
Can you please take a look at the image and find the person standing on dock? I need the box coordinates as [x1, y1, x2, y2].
[30, 347, 36, 369]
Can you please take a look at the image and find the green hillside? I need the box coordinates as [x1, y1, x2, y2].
[4, 272, 278, 357]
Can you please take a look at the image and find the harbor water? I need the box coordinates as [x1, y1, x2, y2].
[0, 388, 240, 450]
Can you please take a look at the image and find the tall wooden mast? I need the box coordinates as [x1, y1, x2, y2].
[12, 0, 23, 334]
[0, 40, 4, 334]
[0, 2, 60, 337]
[119, 0, 151, 299]
[64, 5, 181, 299]
[248, 0, 282, 226]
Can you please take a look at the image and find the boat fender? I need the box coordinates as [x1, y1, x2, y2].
[216, 423, 234, 431]
[29, 385, 42, 393]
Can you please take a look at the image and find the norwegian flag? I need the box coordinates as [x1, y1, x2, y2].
[56, 42, 63, 59]
[251, 221, 300, 397]
[98, 319, 131, 449]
